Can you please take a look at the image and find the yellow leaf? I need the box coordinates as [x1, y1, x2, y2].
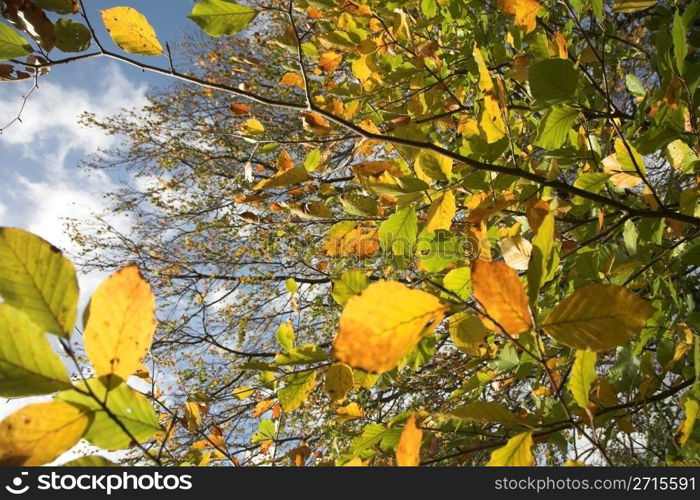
[336, 402, 364, 422]
[84, 265, 157, 380]
[479, 93, 507, 143]
[318, 50, 342, 74]
[542, 284, 655, 352]
[333, 281, 446, 373]
[449, 312, 489, 356]
[233, 385, 255, 401]
[415, 149, 453, 181]
[324, 363, 354, 401]
[602, 154, 642, 188]
[342, 456, 368, 466]
[280, 72, 305, 89]
[424, 189, 457, 233]
[472, 259, 532, 337]
[101, 7, 163, 55]
[396, 414, 422, 466]
[0, 401, 90, 465]
[565, 459, 587, 466]
[498, 0, 540, 33]
[487, 431, 533, 466]
[184, 401, 203, 430]
[568, 350, 597, 410]
[241, 117, 265, 134]
[678, 399, 699, 447]
[253, 166, 310, 190]
[473, 47, 494, 92]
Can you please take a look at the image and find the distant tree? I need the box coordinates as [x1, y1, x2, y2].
[0, 0, 699, 466]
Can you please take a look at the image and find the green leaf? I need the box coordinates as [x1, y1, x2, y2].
[534, 106, 578, 149]
[442, 266, 472, 301]
[0, 23, 32, 60]
[34, 0, 78, 15]
[277, 370, 317, 412]
[62, 455, 118, 466]
[568, 350, 597, 410]
[188, 0, 258, 37]
[527, 209, 554, 303]
[275, 320, 295, 352]
[58, 378, 161, 451]
[304, 149, 322, 171]
[625, 74, 645, 97]
[252, 419, 275, 442]
[350, 423, 387, 454]
[542, 284, 656, 352]
[54, 19, 91, 53]
[615, 138, 645, 175]
[274, 343, 327, 365]
[378, 206, 418, 256]
[673, 11, 687, 74]
[612, 0, 657, 13]
[415, 230, 461, 273]
[529, 59, 578, 103]
[452, 401, 518, 425]
[420, 0, 438, 17]
[487, 431, 533, 466]
[573, 172, 611, 194]
[0, 304, 72, 397]
[623, 219, 638, 255]
[332, 270, 369, 306]
[0, 227, 79, 338]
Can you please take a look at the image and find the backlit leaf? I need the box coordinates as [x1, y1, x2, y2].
[0, 304, 71, 397]
[333, 281, 446, 373]
[0, 227, 78, 337]
[424, 189, 456, 233]
[188, 0, 257, 37]
[452, 401, 518, 424]
[101, 7, 163, 56]
[396, 414, 422, 466]
[472, 259, 531, 337]
[487, 431, 533, 466]
[54, 19, 91, 53]
[278, 370, 317, 412]
[529, 59, 578, 103]
[253, 166, 310, 190]
[534, 105, 578, 149]
[0, 401, 90, 465]
[324, 363, 353, 401]
[542, 284, 655, 351]
[84, 265, 157, 380]
[0, 22, 32, 59]
[568, 350, 597, 410]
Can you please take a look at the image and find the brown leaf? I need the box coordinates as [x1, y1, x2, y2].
[2, 0, 55, 51]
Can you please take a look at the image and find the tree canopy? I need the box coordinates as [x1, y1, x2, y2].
[0, 0, 699, 467]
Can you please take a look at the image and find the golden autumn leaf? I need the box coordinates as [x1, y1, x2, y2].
[336, 402, 364, 422]
[424, 189, 456, 233]
[280, 71, 305, 89]
[333, 281, 446, 373]
[0, 401, 90, 466]
[241, 117, 265, 134]
[318, 51, 342, 74]
[301, 111, 331, 135]
[472, 259, 532, 337]
[253, 166, 310, 190]
[396, 414, 422, 466]
[324, 363, 354, 401]
[497, 0, 540, 34]
[84, 265, 157, 380]
[101, 7, 163, 55]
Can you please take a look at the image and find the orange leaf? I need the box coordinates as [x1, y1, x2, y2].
[396, 414, 422, 466]
[471, 259, 532, 337]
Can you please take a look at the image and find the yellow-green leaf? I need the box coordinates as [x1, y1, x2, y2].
[58, 378, 160, 451]
[423, 189, 456, 233]
[278, 370, 317, 412]
[0, 22, 33, 60]
[101, 7, 163, 56]
[448, 312, 488, 356]
[253, 166, 310, 190]
[188, 0, 258, 37]
[0, 227, 78, 337]
[0, 304, 72, 397]
[0, 401, 90, 465]
[679, 398, 699, 447]
[84, 265, 157, 380]
[487, 431, 533, 466]
[452, 401, 518, 425]
[527, 209, 554, 303]
[612, 0, 657, 13]
[568, 350, 597, 410]
[542, 284, 655, 352]
[333, 281, 446, 373]
[324, 363, 354, 401]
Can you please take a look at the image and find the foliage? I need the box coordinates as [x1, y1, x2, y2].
[1, 0, 700, 467]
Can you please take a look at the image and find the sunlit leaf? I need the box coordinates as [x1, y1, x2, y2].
[324, 363, 353, 401]
[0, 304, 71, 397]
[568, 350, 597, 410]
[542, 284, 655, 351]
[188, 0, 257, 37]
[0, 227, 78, 337]
[278, 369, 317, 412]
[487, 431, 533, 466]
[396, 414, 422, 466]
[0, 401, 90, 466]
[101, 7, 163, 56]
[333, 281, 446, 373]
[0, 22, 32, 59]
[84, 265, 157, 380]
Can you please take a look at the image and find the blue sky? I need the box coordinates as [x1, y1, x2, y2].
[0, 1, 193, 293]
[0, 2, 194, 425]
